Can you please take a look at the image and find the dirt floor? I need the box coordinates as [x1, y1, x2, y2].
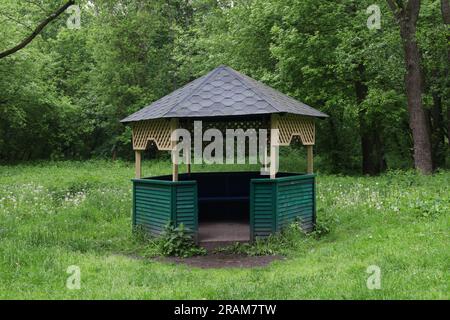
[198, 221, 250, 243]
[161, 253, 284, 269]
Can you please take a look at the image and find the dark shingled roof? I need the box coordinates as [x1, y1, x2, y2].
[121, 65, 328, 123]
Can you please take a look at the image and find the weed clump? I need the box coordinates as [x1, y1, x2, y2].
[133, 223, 206, 258]
[158, 224, 206, 257]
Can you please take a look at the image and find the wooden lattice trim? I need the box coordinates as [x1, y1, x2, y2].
[179, 118, 269, 134]
[132, 119, 172, 151]
[276, 114, 315, 146]
[132, 115, 314, 150]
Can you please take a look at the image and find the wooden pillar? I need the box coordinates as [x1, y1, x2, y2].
[135, 150, 142, 179]
[263, 143, 268, 174]
[170, 118, 179, 182]
[306, 145, 313, 174]
[186, 123, 191, 174]
[185, 141, 191, 174]
[270, 115, 279, 179]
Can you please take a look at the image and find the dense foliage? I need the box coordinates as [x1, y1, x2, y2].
[0, 0, 448, 173]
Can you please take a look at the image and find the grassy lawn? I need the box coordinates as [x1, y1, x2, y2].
[0, 160, 448, 299]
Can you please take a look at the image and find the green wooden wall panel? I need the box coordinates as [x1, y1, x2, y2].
[133, 181, 172, 235]
[133, 180, 198, 239]
[276, 176, 315, 232]
[250, 182, 276, 239]
[251, 174, 316, 240]
[174, 184, 198, 239]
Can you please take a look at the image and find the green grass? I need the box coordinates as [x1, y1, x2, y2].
[0, 160, 448, 299]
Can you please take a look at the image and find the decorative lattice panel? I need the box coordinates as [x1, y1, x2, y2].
[276, 114, 315, 146]
[180, 118, 269, 134]
[132, 119, 172, 150]
[179, 118, 270, 149]
[131, 115, 313, 150]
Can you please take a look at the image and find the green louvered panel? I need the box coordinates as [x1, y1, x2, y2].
[250, 182, 276, 239]
[133, 182, 172, 235]
[133, 179, 198, 240]
[250, 174, 316, 241]
[277, 176, 315, 232]
[174, 183, 198, 238]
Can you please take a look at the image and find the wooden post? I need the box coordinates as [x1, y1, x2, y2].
[306, 145, 313, 174]
[270, 115, 279, 179]
[263, 142, 268, 174]
[171, 118, 179, 182]
[186, 127, 191, 174]
[135, 150, 142, 179]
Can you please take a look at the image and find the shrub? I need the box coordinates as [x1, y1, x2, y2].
[215, 222, 308, 256]
[311, 208, 338, 238]
[158, 223, 206, 258]
[215, 214, 338, 256]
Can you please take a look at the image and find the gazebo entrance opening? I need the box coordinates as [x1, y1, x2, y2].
[180, 117, 267, 243]
[195, 172, 257, 244]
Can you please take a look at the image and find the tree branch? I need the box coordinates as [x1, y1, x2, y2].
[0, 0, 75, 59]
[387, 0, 402, 20]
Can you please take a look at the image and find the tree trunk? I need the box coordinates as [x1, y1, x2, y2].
[448, 107, 450, 144]
[328, 117, 341, 172]
[442, 0, 450, 50]
[360, 127, 387, 175]
[402, 27, 433, 173]
[441, 0, 450, 142]
[430, 94, 446, 168]
[388, 0, 433, 174]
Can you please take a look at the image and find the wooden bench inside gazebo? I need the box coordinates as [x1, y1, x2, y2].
[121, 65, 328, 243]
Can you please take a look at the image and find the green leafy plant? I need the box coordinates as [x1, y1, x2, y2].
[409, 198, 448, 219]
[311, 208, 338, 238]
[215, 222, 310, 256]
[158, 223, 206, 258]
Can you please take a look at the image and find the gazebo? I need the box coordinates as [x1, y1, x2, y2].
[121, 65, 328, 243]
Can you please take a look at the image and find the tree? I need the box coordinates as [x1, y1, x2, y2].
[387, 0, 433, 174]
[442, 0, 450, 60]
[441, 0, 450, 143]
[337, 1, 392, 175]
[418, 0, 449, 168]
